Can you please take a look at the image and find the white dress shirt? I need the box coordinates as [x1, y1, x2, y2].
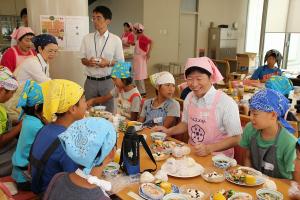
[182, 86, 243, 136]
[15, 53, 50, 84]
[80, 30, 124, 78]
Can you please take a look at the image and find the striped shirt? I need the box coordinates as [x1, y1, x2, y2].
[182, 86, 242, 136]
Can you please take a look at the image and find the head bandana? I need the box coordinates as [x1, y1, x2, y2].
[32, 34, 58, 51]
[111, 62, 131, 79]
[17, 80, 43, 119]
[58, 117, 116, 175]
[265, 76, 293, 96]
[40, 79, 84, 122]
[264, 49, 283, 67]
[184, 57, 223, 84]
[149, 71, 175, 89]
[11, 27, 34, 41]
[133, 23, 144, 32]
[0, 67, 18, 91]
[249, 88, 295, 134]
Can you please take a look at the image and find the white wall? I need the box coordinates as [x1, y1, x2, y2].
[89, 0, 143, 36]
[143, 0, 181, 74]
[198, 0, 248, 53]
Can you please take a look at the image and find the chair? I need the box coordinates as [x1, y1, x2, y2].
[225, 58, 238, 73]
[212, 59, 230, 84]
[288, 121, 299, 138]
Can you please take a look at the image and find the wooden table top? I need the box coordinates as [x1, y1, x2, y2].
[116, 129, 291, 199]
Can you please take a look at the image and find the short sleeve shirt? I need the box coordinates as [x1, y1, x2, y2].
[251, 65, 282, 81]
[0, 105, 8, 135]
[111, 86, 141, 113]
[240, 122, 297, 179]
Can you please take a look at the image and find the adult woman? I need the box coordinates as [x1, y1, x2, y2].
[132, 23, 152, 96]
[15, 34, 58, 84]
[154, 57, 242, 158]
[251, 49, 282, 82]
[121, 22, 135, 49]
[1, 27, 35, 72]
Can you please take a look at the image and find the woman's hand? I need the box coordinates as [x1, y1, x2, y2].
[152, 126, 169, 134]
[193, 143, 212, 157]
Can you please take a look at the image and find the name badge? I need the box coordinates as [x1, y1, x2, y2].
[263, 162, 274, 171]
[153, 117, 163, 124]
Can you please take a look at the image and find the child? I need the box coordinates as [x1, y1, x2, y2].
[251, 49, 282, 82]
[289, 138, 300, 199]
[138, 71, 180, 128]
[11, 80, 44, 191]
[0, 67, 21, 177]
[240, 88, 297, 179]
[43, 117, 116, 200]
[87, 62, 142, 121]
[30, 79, 87, 194]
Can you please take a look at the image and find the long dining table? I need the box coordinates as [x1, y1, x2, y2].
[115, 128, 291, 199]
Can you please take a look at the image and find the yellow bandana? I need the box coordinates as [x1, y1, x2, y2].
[40, 79, 84, 122]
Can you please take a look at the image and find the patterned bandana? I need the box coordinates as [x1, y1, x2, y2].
[264, 49, 283, 67]
[0, 67, 18, 91]
[58, 117, 116, 175]
[17, 80, 43, 119]
[40, 79, 84, 122]
[249, 88, 295, 133]
[149, 71, 175, 89]
[32, 34, 58, 51]
[265, 76, 293, 96]
[111, 62, 131, 79]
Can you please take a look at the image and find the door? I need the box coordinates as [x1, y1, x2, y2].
[178, 13, 197, 64]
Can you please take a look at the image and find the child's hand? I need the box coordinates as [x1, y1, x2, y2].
[86, 99, 95, 108]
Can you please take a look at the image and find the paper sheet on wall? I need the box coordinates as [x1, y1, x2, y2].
[40, 15, 89, 51]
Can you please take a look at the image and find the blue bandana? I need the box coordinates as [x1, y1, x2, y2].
[249, 88, 295, 134]
[17, 80, 43, 119]
[111, 62, 131, 79]
[32, 34, 58, 51]
[58, 117, 117, 175]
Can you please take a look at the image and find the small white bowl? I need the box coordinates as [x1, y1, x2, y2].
[93, 105, 106, 111]
[212, 156, 231, 169]
[256, 188, 283, 200]
[151, 132, 167, 142]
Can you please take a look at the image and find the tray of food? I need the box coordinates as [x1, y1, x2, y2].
[211, 189, 252, 200]
[225, 167, 265, 186]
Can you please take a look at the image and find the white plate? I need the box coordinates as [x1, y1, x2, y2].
[224, 169, 265, 187]
[161, 162, 204, 178]
[228, 192, 252, 200]
[256, 188, 283, 200]
[163, 193, 189, 200]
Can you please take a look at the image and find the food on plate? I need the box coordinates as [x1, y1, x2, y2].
[186, 188, 205, 199]
[226, 167, 262, 185]
[245, 175, 256, 185]
[229, 193, 252, 200]
[127, 121, 142, 127]
[140, 171, 155, 183]
[162, 157, 204, 177]
[172, 145, 191, 158]
[153, 152, 169, 161]
[102, 162, 119, 177]
[151, 140, 176, 154]
[256, 189, 283, 200]
[140, 183, 165, 200]
[89, 109, 113, 120]
[155, 180, 172, 194]
[163, 193, 189, 200]
[201, 169, 224, 183]
[213, 192, 226, 200]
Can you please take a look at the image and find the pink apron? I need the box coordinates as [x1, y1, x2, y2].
[132, 41, 147, 80]
[188, 90, 234, 158]
[12, 46, 34, 73]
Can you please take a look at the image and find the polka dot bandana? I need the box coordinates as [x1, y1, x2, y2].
[111, 62, 131, 79]
[32, 34, 58, 50]
[58, 117, 117, 175]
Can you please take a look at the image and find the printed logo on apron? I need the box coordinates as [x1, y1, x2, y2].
[190, 124, 206, 143]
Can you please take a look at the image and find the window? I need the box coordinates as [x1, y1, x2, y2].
[287, 33, 300, 72]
